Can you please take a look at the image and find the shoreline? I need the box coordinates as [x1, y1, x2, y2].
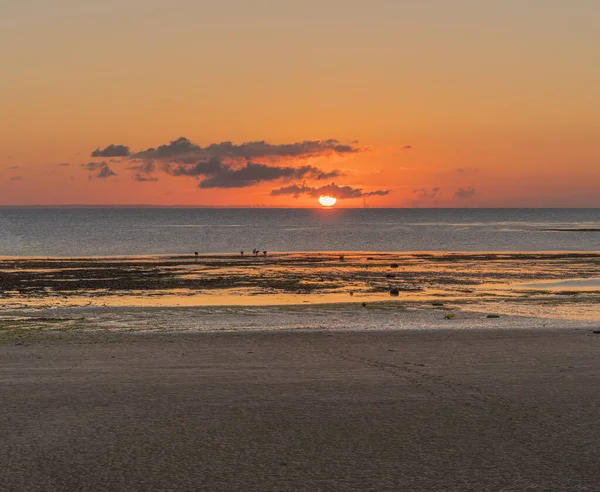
[2, 250, 600, 260]
[2, 304, 598, 345]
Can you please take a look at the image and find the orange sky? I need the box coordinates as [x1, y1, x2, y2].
[1, 1, 599, 207]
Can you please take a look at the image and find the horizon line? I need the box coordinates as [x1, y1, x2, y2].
[1, 205, 600, 210]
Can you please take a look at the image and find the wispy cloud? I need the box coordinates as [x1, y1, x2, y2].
[83, 161, 117, 179]
[413, 187, 440, 198]
[454, 167, 480, 174]
[129, 161, 158, 182]
[455, 187, 476, 199]
[271, 182, 390, 200]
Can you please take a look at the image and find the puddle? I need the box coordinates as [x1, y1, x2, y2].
[516, 278, 600, 291]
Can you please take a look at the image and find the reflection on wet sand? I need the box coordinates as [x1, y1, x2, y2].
[0, 252, 599, 321]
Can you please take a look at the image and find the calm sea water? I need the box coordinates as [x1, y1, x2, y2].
[0, 208, 598, 257]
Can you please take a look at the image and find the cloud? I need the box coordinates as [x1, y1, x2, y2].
[91, 144, 131, 158]
[455, 187, 476, 199]
[83, 161, 108, 171]
[402, 145, 413, 150]
[129, 161, 158, 182]
[413, 187, 440, 198]
[271, 182, 390, 200]
[9, 176, 23, 181]
[130, 137, 361, 162]
[165, 158, 343, 188]
[96, 166, 117, 179]
[86, 137, 359, 187]
[83, 161, 117, 179]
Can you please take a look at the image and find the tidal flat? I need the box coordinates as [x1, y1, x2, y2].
[0, 252, 599, 336]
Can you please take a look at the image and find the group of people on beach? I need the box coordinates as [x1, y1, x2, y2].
[194, 250, 267, 257]
[243, 249, 267, 256]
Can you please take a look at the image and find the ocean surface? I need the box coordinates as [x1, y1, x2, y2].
[0, 208, 599, 257]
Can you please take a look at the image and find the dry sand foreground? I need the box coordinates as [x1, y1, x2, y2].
[1, 328, 600, 491]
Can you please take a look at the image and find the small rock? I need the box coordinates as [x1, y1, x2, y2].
[389, 289, 400, 297]
[593, 330, 600, 334]
[385, 274, 395, 278]
[445, 313, 455, 320]
[432, 302, 444, 306]
[487, 314, 501, 319]
[390, 263, 399, 268]
[362, 302, 367, 307]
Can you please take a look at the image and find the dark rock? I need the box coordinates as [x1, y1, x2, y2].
[391, 263, 399, 268]
[385, 274, 395, 278]
[362, 302, 367, 307]
[432, 302, 444, 306]
[593, 330, 600, 334]
[487, 314, 501, 318]
[389, 289, 400, 297]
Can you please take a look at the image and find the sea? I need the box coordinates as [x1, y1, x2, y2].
[0, 208, 599, 257]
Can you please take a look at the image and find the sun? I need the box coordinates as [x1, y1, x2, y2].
[318, 195, 337, 207]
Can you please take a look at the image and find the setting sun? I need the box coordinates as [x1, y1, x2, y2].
[318, 196, 337, 207]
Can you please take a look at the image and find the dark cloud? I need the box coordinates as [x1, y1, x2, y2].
[97, 166, 117, 178]
[271, 182, 390, 200]
[455, 187, 476, 199]
[413, 187, 440, 198]
[83, 161, 108, 171]
[129, 161, 158, 182]
[86, 137, 359, 186]
[9, 176, 23, 181]
[83, 161, 117, 179]
[130, 137, 360, 162]
[91, 144, 131, 158]
[166, 158, 343, 188]
[167, 157, 222, 177]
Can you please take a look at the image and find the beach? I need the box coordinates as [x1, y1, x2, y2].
[1, 252, 600, 490]
[2, 325, 600, 491]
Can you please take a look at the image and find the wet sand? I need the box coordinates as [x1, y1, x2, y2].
[2, 252, 600, 321]
[2, 327, 600, 491]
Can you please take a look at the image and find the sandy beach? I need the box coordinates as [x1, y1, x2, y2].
[2, 325, 600, 491]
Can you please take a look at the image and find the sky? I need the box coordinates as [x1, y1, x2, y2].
[1, 0, 599, 207]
